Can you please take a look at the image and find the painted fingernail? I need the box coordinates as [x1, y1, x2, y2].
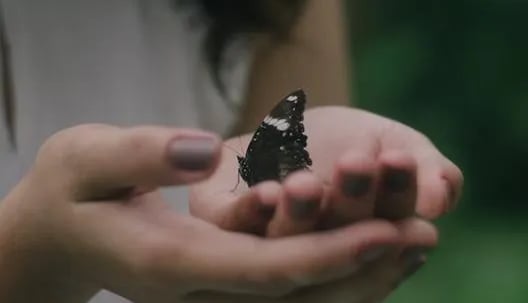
[358, 245, 391, 263]
[384, 169, 411, 193]
[288, 198, 319, 220]
[256, 204, 276, 220]
[342, 175, 371, 197]
[401, 248, 427, 279]
[168, 136, 218, 171]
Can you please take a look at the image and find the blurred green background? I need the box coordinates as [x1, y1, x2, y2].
[346, 1, 528, 302]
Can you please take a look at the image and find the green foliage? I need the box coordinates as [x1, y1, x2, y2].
[349, 0, 528, 212]
[347, 1, 528, 302]
[389, 216, 528, 303]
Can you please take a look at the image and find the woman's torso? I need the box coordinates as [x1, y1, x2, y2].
[0, 0, 250, 193]
[0, 0, 249, 302]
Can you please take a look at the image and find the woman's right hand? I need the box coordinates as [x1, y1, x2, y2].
[0, 124, 425, 303]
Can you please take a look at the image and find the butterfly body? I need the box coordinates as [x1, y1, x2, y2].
[238, 89, 312, 187]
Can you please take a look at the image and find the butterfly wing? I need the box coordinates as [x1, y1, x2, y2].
[238, 89, 312, 186]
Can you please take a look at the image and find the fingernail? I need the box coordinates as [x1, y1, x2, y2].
[401, 248, 427, 279]
[342, 175, 371, 197]
[384, 169, 411, 193]
[288, 198, 319, 220]
[256, 204, 276, 220]
[358, 245, 391, 263]
[168, 136, 218, 171]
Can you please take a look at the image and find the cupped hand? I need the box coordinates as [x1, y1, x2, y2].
[190, 106, 463, 302]
[0, 123, 428, 303]
[192, 106, 463, 229]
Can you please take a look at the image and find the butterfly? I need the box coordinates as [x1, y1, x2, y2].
[237, 89, 312, 187]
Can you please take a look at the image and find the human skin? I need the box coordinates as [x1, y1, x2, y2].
[189, 106, 462, 302]
[0, 106, 461, 303]
[0, 0, 462, 302]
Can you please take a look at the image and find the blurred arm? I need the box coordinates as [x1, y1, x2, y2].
[234, 0, 352, 133]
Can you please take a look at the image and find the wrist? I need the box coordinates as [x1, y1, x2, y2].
[0, 186, 99, 303]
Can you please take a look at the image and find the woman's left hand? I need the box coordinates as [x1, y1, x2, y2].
[192, 106, 463, 231]
[189, 106, 463, 302]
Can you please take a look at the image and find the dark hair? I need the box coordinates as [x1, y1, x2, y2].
[1, 1, 307, 148]
[184, 0, 307, 97]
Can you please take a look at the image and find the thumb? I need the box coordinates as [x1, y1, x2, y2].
[34, 124, 222, 200]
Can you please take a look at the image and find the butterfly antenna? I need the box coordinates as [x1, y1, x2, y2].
[224, 136, 246, 192]
[238, 135, 244, 155]
[222, 142, 242, 157]
[232, 135, 248, 192]
[230, 173, 241, 193]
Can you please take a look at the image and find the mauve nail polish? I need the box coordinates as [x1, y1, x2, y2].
[384, 169, 411, 193]
[168, 137, 217, 171]
[342, 175, 372, 197]
[288, 198, 319, 220]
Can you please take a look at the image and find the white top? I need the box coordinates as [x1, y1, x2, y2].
[0, 0, 250, 302]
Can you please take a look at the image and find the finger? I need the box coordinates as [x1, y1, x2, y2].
[37, 125, 222, 200]
[285, 218, 438, 303]
[415, 157, 464, 220]
[395, 217, 438, 248]
[415, 172, 449, 220]
[322, 151, 378, 228]
[267, 171, 324, 237]
[441, 159, 464, 212]
[361, 218, 437, 289]
[215, 181, 282, 235]
[188, 134, 253, 223]
[374, 151, 417, 220]
[290, 254, 415, 303]
[386, 218, 437, 293]
[281, 257, 398, 303]
[72, 202, 408, 298]
[180, 220, 401, 296]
